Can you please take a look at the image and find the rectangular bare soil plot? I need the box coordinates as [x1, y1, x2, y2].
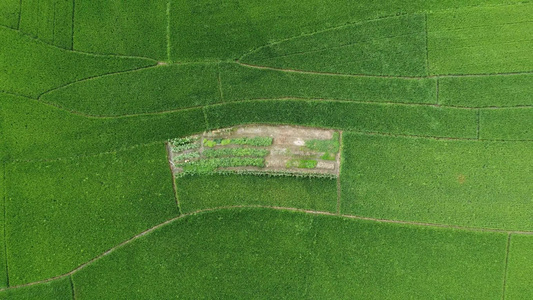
[169, 125, 341, 177]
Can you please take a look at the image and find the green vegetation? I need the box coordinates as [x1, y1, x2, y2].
[428, 3, 533, 75]
[203, 148, 269, 158]
[5, 144, 178, 284]
[439, 74, 533, 107]
[170, 0, 518, 61]
[72, 209, 506, 299]
[480, 108, 533, 141]
[205, 100, 478, 138]
[174, 152, 200, 161]
[286, 159, 318, 169]
[177, 157, 265, 176]
[0, 27, 155, 98]
[74, 0, 167, 60]
[241, 14, 428, 76]
[2, 94, 206, 161]
[305, 132, 340, 153]
[221, 62, 437, 104]
[0, 0, 19, 28]
[177, 175, 337, 213]
[0, 276, 72, 300]
[0, 163, 5, 288]
[19, 0, 74, 48]
[341, 133, 533, 231]
[41, 63, 221, 116]
[203, 136, 273, 147]
[505, 235, 533, 298]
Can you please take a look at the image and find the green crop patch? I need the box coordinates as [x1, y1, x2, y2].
[0, 0, 20, 29]
[19, 0, 74, 48]
[341, 133, 533, 231]
[41, 63, 221, 116]
[439, 74, 533, 107]
[74, 0, 167, 60]
[0, 276, 72, 300]
[505, 235, 533, 298]
[205, 99, 478, 138]
[5, 143, 178, 285]
[241, 14, 428, 76]
[0, 27, 155, 98]
[0, 163, 6, 288]
[220, 62, 437, 104]
[480, 108, 533, 141]
[2, 94, 206, 161]
[72, 209, 506, 299]
[177, 175, 337, 213]
[428, 3, 533, 75]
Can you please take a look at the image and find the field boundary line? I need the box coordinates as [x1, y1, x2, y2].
[37, 64, 159, 100]
[202, 107, 210, 130]
[501, 233, 511, 300]
[217, 62, 224, 102]
[435, 77, 440, 105]
[165, 142, 182, 214]
[1, 204, 533, 292]
[166, 0, 171, 62]
[16, 0, 22, 30]
[336, 131, 343, 215]
[424, 13, 430, 76]
[2, 163, 9, 287]
[71, 0, 75, 50]
[69, 275, 76, 300]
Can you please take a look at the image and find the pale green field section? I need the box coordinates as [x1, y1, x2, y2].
[241, 14, 428, 76]
[74, 0, 167, 60]
[5, 144, 178, 285]
[221, 63, 437, 104]
[480, 108, 533, 141]
[41, 63, 221, 116]
[428, 3, 533, 75]
[505, 235, 533, 299]
[341, 133, 533, 231]
[439, 74, 533, 107]
[0, 27, 154, 98]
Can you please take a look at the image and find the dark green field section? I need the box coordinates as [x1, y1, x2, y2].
[221, 62, 437, 104]
[439, 74, 533, 107]
[72, 208, 507, 299]
[205, 100, 478, 138]
[241, 15, 428, 76]
[19, 0, 74, 49]
[177, 174, 337, 213]
[428, 3, 533, 75]
[41, 63, 221, 116]
[74, 0, 167, 60]
[0, 0, 19, 29]
[1, 94, 206, 161]
[5, 144, 178, 285]
[170, 0, 519, 62]
[0, 277, 72, 300]
[0, 164, 6, 288]
[480, 108, 533, 141]
[341, 133, 533, 231]
[505, 235, 533, 299]
[0, 27, 154, 98]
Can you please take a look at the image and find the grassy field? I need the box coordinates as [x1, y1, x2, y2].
[2, 0, 533, 298]
[71, 208, 507, 299]
[0, 277, 72, 300]
[341, 133, 533, 231]
[5, 144, 178, 284]
[176, 174, 337, 213]
[41, 63, 221, 116]
[221, 62, 437, 104]
[505, 235, 533, 299]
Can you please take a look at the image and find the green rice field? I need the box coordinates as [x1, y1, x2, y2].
[1, 0, 532, 298]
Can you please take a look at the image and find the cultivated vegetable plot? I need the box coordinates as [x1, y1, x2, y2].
[168, 125, 341, 177]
